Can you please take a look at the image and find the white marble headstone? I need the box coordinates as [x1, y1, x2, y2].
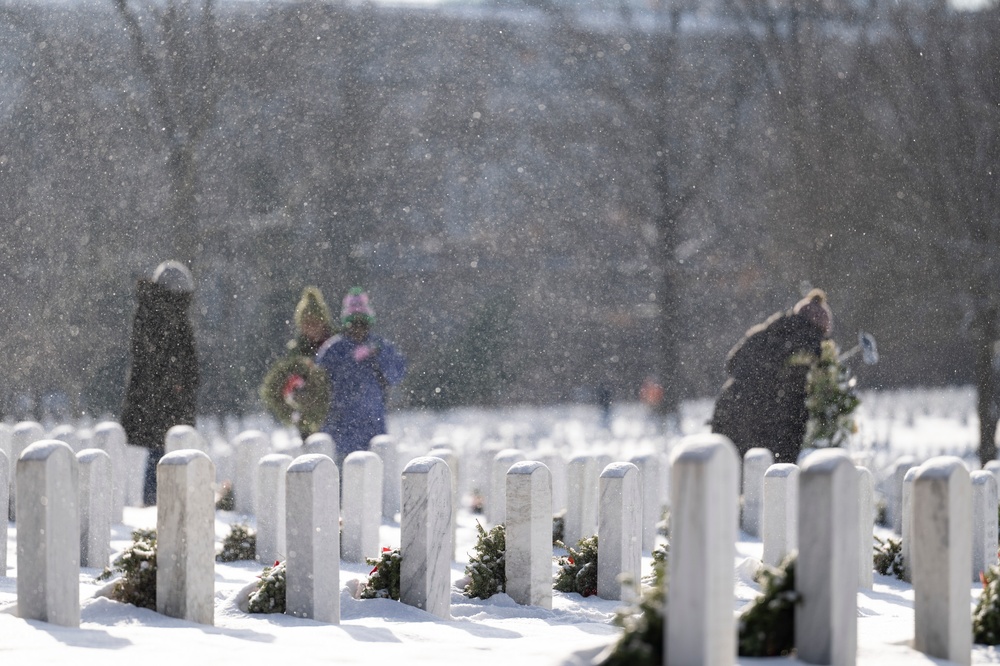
[370, 434, 400, 521]
[505, 461, 553, 609]
[889, 455, 917, 534]
[629, 452, 668, 552]
[233, 430, 269, 516]
[16, 440, 80, 627]
[257, 453, 293, 564]
[342, 451, 384, 563]
[400, 456, 452, 619]
[156, 449, 216, 625]
[741, 448, 773, 538]
[971, 470, 998, 583]
[164, 424, 206, 455]
[9, 420, 45, 521]
[597, 462, 641, 601]
[303, 432, 335, 460]
[666, 434, 739, 666]
[795, 448, 858, 666]
[0, 450, 6, 572]
[489, 448, 525, 525]
[92, 421, 127, 523]
[762, 463, 799, 568]
[564, 453, 602, 547]
[285, 453, 340, 623]
[912, 457, 971, 665]
[857, 466, 875, 590]
[77, 448, 112, 569]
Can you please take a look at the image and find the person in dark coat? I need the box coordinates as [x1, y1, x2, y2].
[710, 289, 833, 462]
[315, 287, 405, 463]
[121, 260, 200, 506]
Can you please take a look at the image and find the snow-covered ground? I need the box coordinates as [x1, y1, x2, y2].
[2, 388, 1000, 665]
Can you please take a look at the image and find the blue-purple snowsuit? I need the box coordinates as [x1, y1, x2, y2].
[315, 332, 406, 457]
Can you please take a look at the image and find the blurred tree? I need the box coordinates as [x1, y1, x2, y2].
[404, 292, 518, 409]
[858, 2, 1000, 463]
[112, 0, 222, 267]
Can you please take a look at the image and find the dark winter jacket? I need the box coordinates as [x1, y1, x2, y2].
[711, 309, 825, 462]
[121, 279, 200, 452]
[315, 332, 405, 456]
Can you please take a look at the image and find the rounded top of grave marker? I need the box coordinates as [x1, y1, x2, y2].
[764, 462, 799, 478]
[600, 461, 638, 478]
[403, 456, 448, 474]
[259, 453, 294, 468]
[914, 455, 969, 482]
[287, 453, 336, 473]
[494, 448, 525, 462]
[799, 447, 852, 474]
[19, 439, 74, 461]
[305, 432, 335, 446]
[507, 460, 548, 476]
[669, 433, 738, 465]
[745, 447, 774, 461]
[14, 421, 44, 436]
[76, 448, 111, 465]
[971, 470, 997, 488]
[159, 449, 212, 465]
[234, 430, 268, 446]
[344, 450, 381, 466]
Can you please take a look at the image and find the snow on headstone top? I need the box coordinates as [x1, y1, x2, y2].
[914, 456, 968, 480]
[159, 449, 211, 466]
[799, 447, 851, 474]
[77, 448, 110, 465]
[600, 461, 637, 479]
[403, 456, 446, 475]
[287, 453, 335, 474]
[19, 439, 73, 461]
[669, 433, 736, 465]
[507, 460, 546, 476]
[765, 462, 799, 478]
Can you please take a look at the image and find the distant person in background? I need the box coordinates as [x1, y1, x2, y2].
[316, 287, 406, 463]
[121, 260, 200, 506]
[710, 288, 833, 462]
[596, 382, 613, 430]
[260, 286, 334, 439]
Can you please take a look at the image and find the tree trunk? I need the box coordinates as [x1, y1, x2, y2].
[653, 153, 683, 417]
[166, 144, 200, 267]
[975, 304, 998, 465]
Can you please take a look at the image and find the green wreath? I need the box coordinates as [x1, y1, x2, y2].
[259, 356, 330, 438]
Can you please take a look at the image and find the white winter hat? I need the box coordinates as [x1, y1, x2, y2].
[152, 260, 194, 293]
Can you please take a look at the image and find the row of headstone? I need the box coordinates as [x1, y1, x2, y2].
[690, 433, 987, 666]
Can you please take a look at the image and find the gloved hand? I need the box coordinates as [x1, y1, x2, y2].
[353, 344, 377, 362]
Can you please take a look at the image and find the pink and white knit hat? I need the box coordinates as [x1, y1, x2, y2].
[341, 287, 375, 325]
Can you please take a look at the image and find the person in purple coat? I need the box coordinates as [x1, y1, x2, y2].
[315, 288, 406, 462]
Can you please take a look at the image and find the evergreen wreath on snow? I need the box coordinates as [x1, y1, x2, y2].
[974, 564, 1000, 644]
[873, 535, 906, 580]
[553, 535, 599, 597]
[360, 547, 402, 600]
[598, 543, 669, 666]
[738, 555, 799, 657]
[801, 339, 861, 448]
[464, 522, 506, 599]
[247, 560, 287, 614]
[97, 528, 157, 610]
[217, 524, 257, 562]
